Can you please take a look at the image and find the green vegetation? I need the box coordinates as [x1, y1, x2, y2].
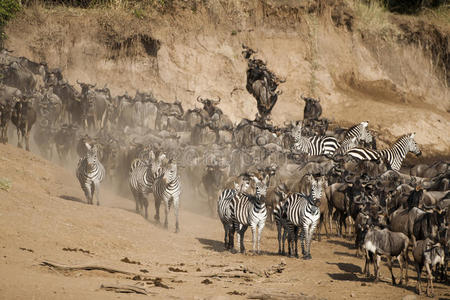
[0, 178, 12, 191]
[0, 0, 22, 47]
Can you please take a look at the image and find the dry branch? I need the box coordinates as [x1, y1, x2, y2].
[100, 284, 152, 295]
[41, 260, 135, 275]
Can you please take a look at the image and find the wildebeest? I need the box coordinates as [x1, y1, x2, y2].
[412, 238, 445, 297]
[363, 228, 409, 285]
[54, 123, 79, 162]
[10, 98, 37, 151]
[301, 94, 322, 121]
[202, 164, 227, 215]
[0, 84, 21, 144]
[1, 61, 37, 93]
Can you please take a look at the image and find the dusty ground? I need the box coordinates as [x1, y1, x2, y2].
[0, 143, 449, 300]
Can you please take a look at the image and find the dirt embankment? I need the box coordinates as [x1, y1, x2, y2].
[4, 0, 450, 157]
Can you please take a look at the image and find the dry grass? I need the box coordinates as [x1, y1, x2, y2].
[347, 0, 393, 35]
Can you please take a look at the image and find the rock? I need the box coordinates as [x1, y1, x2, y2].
[350, 292, 356, 297]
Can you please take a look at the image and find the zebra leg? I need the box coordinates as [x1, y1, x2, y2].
[223, 224, 229, 249]
[82, 183, 92, 205]
[174, 197, 180, 233]
[94, 182, 100, 206]
[257, 223, 264, 254]
[238, 225, 248, 254]
[294, 226, 299, 258]
[307, 223, 317, 259]
[154, 196, 160, 222]
[277, 223, 283, 255]
[300, 227, 306, 257]
[142, 195, 148, 219]
[163, 199, 169, 229]
[251, 224, 257, 254]
[16, 126, 22, 148]
[228, 224, 235, 251]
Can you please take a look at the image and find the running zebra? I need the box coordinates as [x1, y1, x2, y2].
[129, 152, 165, 219]
[76, 142, 105, 205]
[153, 159, 181, 232]
[291, 124, 339, 156]
[232, 175, 269, 254]
[346, 133, 421, 171]
[280, 177, 323, 259]
[217, 180, 250, 250]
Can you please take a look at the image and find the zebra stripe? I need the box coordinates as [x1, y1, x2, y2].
[76, 143, 105, 206]
[218, 188, 237, 250]
[379, 133, 421, 171]
[293, 135, 340, 156]
[153, 161, 181, 232]
[279, 179, 322, 259]
[346, 133, 420, 171]
[129, 159, 155, 219]
[232, 176, 268, 254]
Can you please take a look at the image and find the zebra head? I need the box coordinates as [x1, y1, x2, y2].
[151, 153, 166, 179]
[85, 142, 99, 166]
[407, 133, 421, 156]
[310, 177, 324, 204]
[163, 160, 178, 183]
[253, 174, 269, 201]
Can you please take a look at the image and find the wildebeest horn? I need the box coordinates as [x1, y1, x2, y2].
[317, 97, 321, 103]
[196, 96, 204, 103]
[76, 79, 82, 85]
[300, 94, 306, 101]
[214, 96, 221, 104]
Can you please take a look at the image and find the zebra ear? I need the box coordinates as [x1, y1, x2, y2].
[409, 132, 415, 138]
[85, 142, 91, 150]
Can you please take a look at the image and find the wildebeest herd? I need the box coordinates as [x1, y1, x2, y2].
[0, 46, 448, 296]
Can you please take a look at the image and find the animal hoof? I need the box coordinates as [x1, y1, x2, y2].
[175, 228, 179, 233]
[303, 254, 312, 260]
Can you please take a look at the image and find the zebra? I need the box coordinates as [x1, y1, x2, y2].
[273, 190, 289, 255]
[76, 142, 105, 206]
[344, 121, 376, 149]
[153, 159, 181, 232]
[217, 180, 250, 250]
[129, 151, 165, 219]
[232, 175, 269, 254]
[281, 177, 323, 259]
[291, 124, 339, 156]
[346, 133, 421, 171]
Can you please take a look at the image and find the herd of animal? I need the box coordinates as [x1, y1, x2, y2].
[0, 49, 449, 296]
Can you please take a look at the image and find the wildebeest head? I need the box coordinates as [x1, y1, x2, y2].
[76, 80, 96, 96]
[197, 96, 220, 117]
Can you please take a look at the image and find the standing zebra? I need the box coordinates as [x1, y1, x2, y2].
[129, 152, 165, 219]
[291, 124, 339, 156]
[346, 133, 421, 171]
[153, 159, 181, 232]
[281, 177, 323, 259]
[76, 142, 105, 205]
[232, 175, 269, 254]
[217, 180, 250, 250]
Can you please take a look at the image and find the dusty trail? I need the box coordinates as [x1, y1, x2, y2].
[0, 143, 448, 299]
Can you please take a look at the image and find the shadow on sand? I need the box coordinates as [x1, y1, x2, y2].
[59, 195, 84, 203]
[196, 237, 227, 253]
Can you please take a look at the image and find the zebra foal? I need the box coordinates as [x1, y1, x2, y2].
[76, 142, 105, 205]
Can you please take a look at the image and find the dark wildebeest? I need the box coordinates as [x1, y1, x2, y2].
[202, 164, 227, 215]
[2, 61, 37, 93]
[389, 188, 425, 247]
[301, 94, 322, 121]
[54, 123, 79, 162]
[0, 84, 21, 144]
[362, 228, 409, 285]
[10, 98, 37, 151]
[412, 238, 445, 297]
